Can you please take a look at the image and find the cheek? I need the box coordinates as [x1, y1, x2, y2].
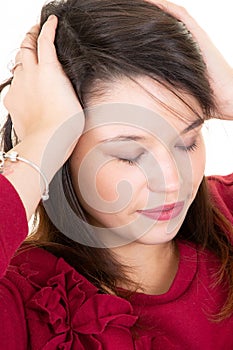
[190, 139, 206, 196]
[96, 162, 145, 210]
[69, 134, 147, 226]
[72, 153, 146, 215]
[96, 163, 122, 202]
[195, 137, 206, 176]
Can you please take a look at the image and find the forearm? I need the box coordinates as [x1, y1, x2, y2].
[2, 122, 80, 221]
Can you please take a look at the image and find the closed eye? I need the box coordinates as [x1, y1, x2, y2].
[117, 152, 145, 166]
[175, 141, 198, 152]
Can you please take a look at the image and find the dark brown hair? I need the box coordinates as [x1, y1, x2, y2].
[1, 0, 233, 321]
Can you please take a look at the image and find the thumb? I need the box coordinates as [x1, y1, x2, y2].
[37, 15, 59, 65]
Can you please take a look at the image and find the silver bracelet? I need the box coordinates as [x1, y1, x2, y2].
[0, 151, 49, 201]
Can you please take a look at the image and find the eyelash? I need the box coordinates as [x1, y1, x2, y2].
[117, 141, 198, 166]
[176, 141, 198, 153]
[118, 154, 144, 166]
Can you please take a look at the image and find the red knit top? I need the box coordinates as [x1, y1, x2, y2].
[0, 173, 232, 349]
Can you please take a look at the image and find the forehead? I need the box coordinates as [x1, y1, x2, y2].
[83, 76, 203, 140]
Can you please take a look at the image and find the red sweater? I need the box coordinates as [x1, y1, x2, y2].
[0, 174, 233, 349]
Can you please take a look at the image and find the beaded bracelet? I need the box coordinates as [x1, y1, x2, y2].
[0, 151, 49, 201]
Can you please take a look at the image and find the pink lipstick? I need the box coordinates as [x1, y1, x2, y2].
[137, 201, 184, 221]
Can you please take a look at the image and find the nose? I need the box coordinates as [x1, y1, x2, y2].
[145, 146, 182, 193]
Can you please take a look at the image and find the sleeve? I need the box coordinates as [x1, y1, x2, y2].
[207, 173, 233, 224]
[0, 174, 29, 348]
[0, 278, 28, 349]
[0, 174, 28, 278]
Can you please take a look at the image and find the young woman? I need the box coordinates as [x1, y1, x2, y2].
[0, 0, 232, 348]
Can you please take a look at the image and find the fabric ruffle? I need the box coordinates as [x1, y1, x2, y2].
[23, 258, 138, 349]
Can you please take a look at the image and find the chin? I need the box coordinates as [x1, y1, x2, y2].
[133, 216, 186, 245]
[130, 227, 178, 246]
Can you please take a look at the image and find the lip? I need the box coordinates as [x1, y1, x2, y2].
[137, 201, 185, 221]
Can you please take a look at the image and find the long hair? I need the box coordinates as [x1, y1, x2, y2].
[1, 0, 233, 321]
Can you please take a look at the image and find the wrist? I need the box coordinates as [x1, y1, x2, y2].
[13, 113, 84, 182]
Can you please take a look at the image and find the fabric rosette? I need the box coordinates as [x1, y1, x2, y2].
[24, 258, 138, 349]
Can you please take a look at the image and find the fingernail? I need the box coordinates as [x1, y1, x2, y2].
[48, 15, 56, 21]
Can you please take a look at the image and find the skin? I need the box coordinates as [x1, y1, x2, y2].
[4, 2, 232, 292]
[2, 17, 84, 220]
[70, 76, 206, 294]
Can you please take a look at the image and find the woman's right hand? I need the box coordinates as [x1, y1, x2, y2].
[4, 15, 84, 141]
[1, 15, 85, 219]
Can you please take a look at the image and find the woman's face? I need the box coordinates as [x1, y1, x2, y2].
[70, 76, 206, 247]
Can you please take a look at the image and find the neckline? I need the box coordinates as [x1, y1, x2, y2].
[20, 240, 198, 305]
[129, 240, 198, 305]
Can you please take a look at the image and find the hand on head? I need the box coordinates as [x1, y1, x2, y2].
[4, 15, 84, 141]
[147, 0, 233, 120]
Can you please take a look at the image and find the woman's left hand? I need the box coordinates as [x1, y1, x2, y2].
[147, 0, 233, 120]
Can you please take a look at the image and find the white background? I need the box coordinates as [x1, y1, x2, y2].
[0, 0, 232, 175]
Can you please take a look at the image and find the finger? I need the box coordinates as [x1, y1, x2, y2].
[37, 15, 59, 65]
[20, 24, 40, 67]
[147, 0, 195, 29]
[11, 62, 23, 76]
[146, 0, 184, 15]
[8, 50, 23, 76]
[13, 51, 23, 73]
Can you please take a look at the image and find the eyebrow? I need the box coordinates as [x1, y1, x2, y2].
[180, 118, 203, 135]
[99, 119, 203, 143]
